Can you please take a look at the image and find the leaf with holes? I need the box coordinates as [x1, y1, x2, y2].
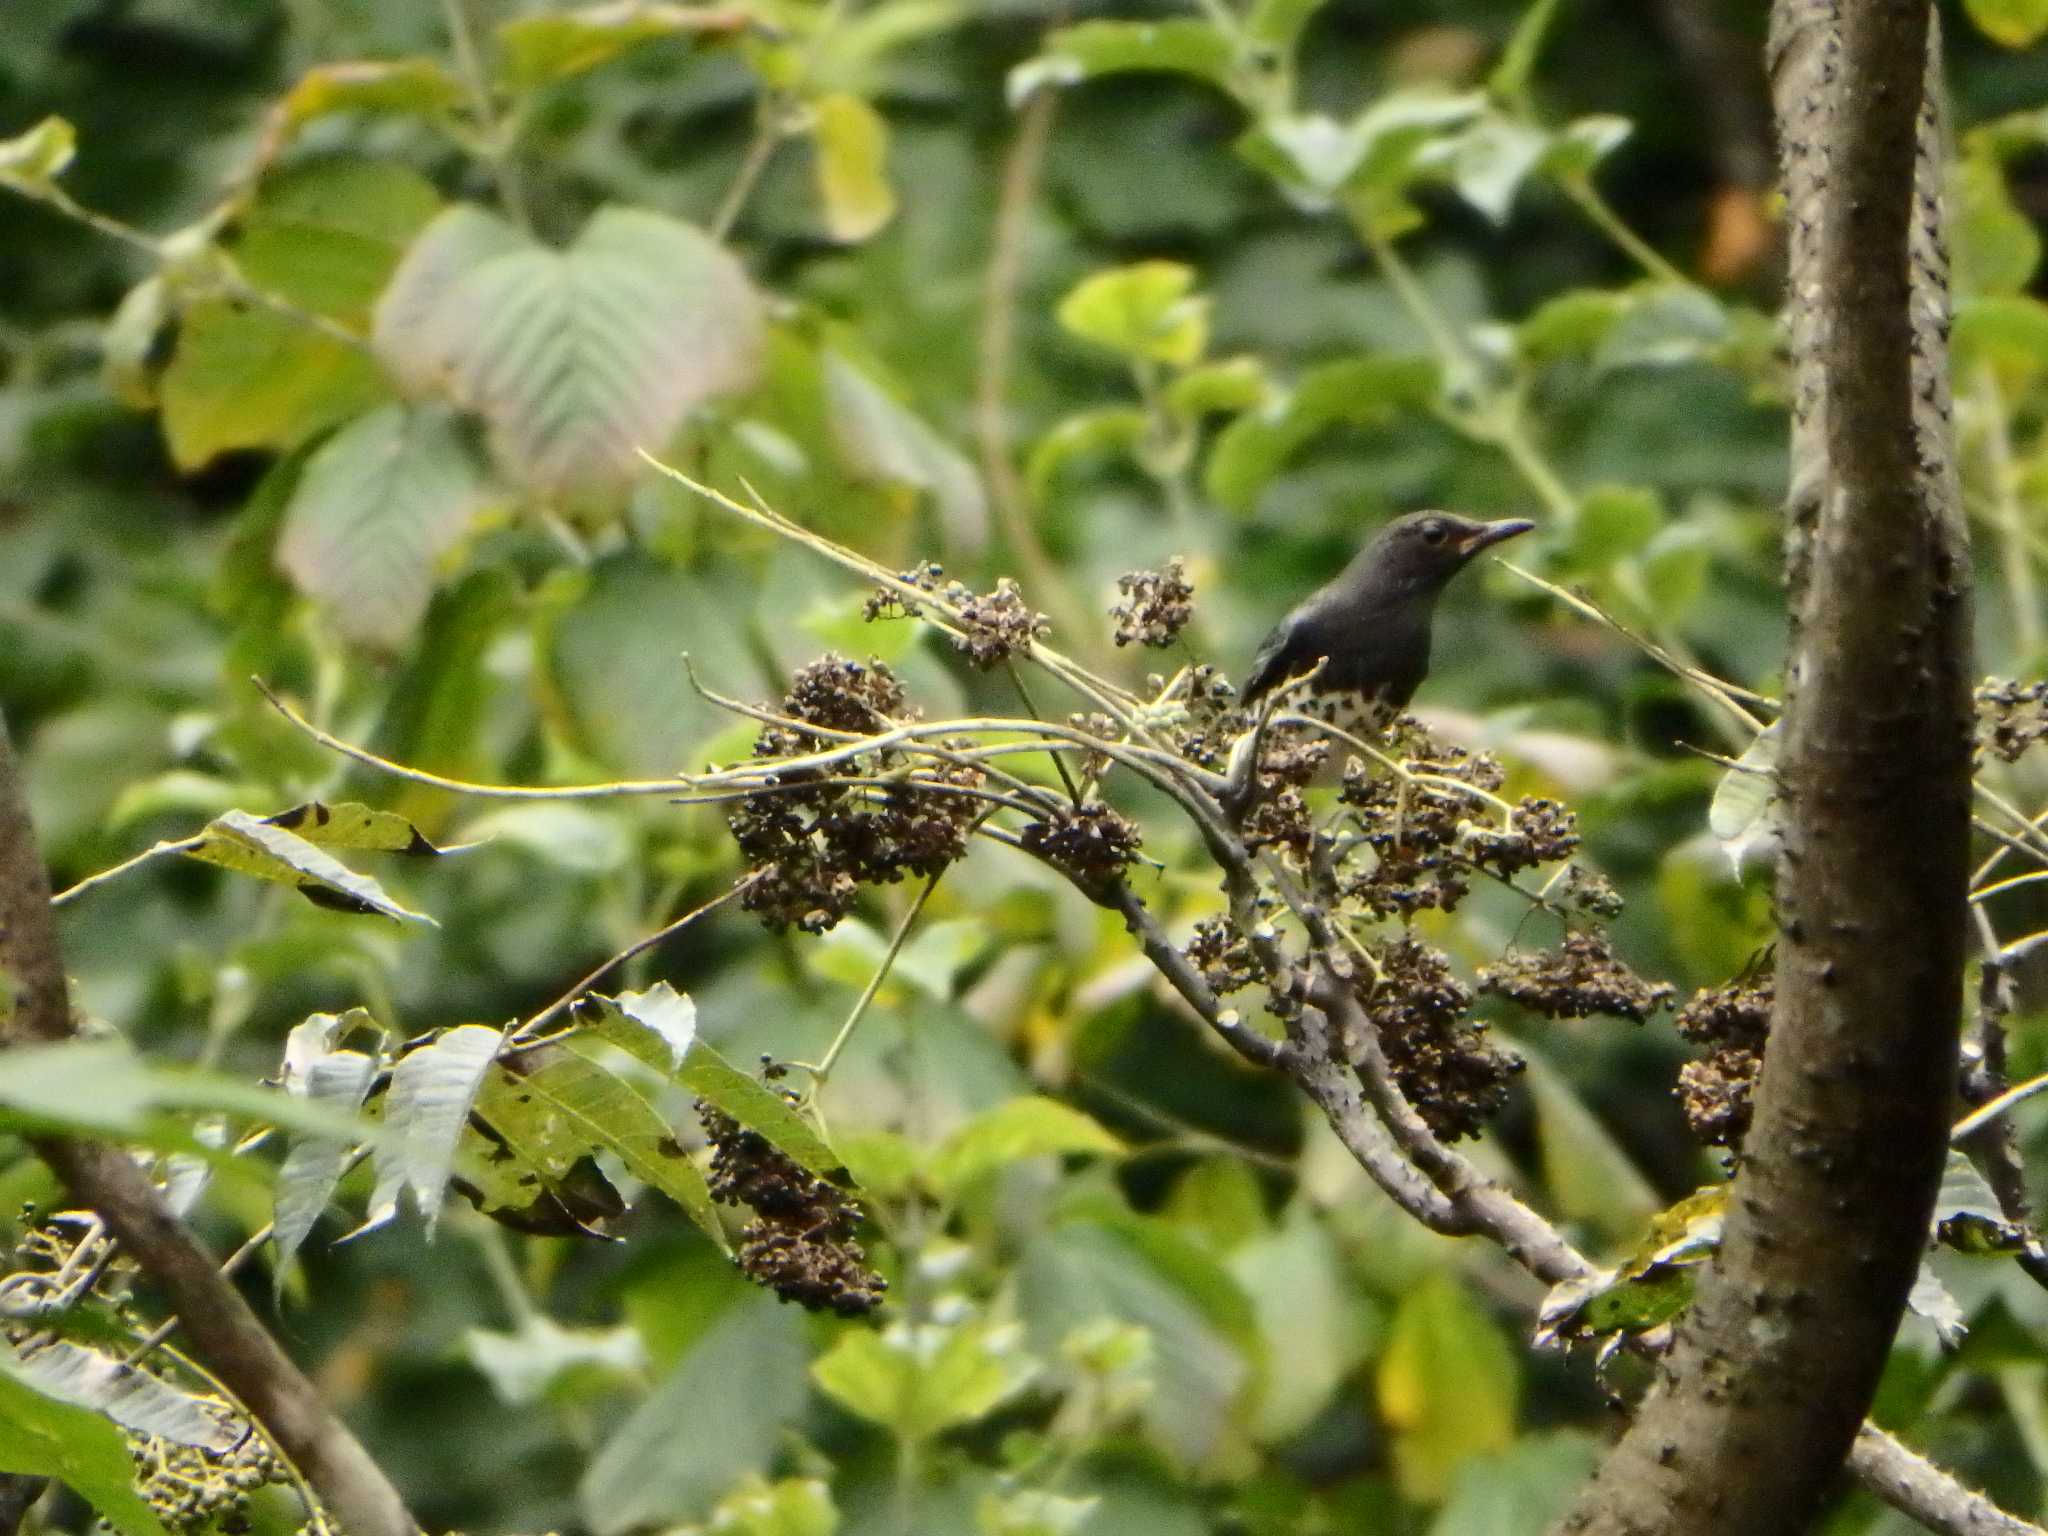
[472, 1043, 724, 1247]
[276, 403, 492, 649]
[374, 205, 765, 502]
[181, 809, 434, 922]
[360, 1025, 505, 1237]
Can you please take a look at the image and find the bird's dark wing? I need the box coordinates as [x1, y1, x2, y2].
[1242, 613, 1319, 703]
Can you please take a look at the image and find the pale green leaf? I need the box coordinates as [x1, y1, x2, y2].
[363, 1024, 505, 1237]
[1165, 355, 1269, 419]
[272, 59, 464, 138]
[465, 1316, 646, 1405]
[812, 92, 895, 243]
[1955, 295, 2048, 388]
[589, 982, 698, 1071]
[1245, 0, 1330, 50]
[1228, 1201, 1365, 1443]
[812, 1320, 1038, 1441]
[0, 1356, 171, 1536]
[276, 403, 489, 649]
[1378, 1275, 1519, 1500]
[930, 1097, 1122, 1194]
[1447, 115, 1550, 225]
[182, 808, 435, 922]
[1056, 262, 1210, 366]
[1964, 0, 2048, 47]
[0, 116, 76, 188]
[822, 350, 987, 547]
[1008, 20, 1240, 108]
[273, 1047, 377, 1281]
[12, 1343, 238, 1452]
[496, 2, 748, 93]
[1539, 115, 1632, 178]
[1707, 721, 1779, 875]
[682, 1476, 838, 1536]
[1025, 407, 1149, 505]
[1430, 1433, 1599, 1536]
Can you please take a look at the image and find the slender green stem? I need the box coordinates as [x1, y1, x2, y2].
[1358, 222, 1478, 387]
[48, 837, 202, 907]
[1559, 173, 1694, 289]
[709, 100, 785, 243]
[806, 870, 944, 1091]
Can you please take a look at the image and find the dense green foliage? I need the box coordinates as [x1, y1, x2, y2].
[6, 2, 2048, 1534]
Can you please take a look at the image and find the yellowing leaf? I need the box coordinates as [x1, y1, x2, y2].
[1377, 1274, 1518, 1501]
[1965, 0, 2048, 47]
[1056, 261, 1210, 366]
[497, 3, 749, 93]
[813, 92, 895, 243]
[159, 302, 385, 469]
[0, 116, 76, 189]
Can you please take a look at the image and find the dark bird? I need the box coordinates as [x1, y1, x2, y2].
[1240, 511, 1535, 735]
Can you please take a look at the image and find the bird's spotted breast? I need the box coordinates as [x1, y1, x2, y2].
[1297, 687, 1402, 740]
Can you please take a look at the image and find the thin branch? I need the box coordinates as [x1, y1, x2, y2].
[803, 870, 944, 1089]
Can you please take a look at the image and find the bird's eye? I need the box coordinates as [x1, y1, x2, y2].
[1421, 520, 1447, 544]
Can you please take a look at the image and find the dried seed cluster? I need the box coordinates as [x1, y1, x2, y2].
[1185, 915, 1259, 996]
[728, 655, 984, 932]
[1673, 978, 1772, 1150]
[1111, 558, 1194, 648]
[1019, 802, 1143, 894]
[1363, 937, 1523, 1141]
[1977, 678, 2048, 763]
[862, 564, 1049, 667]
[1459, 796, 1582, 879]
[700, 1097, 886, 1318]
[1478, 931, 1675, 1022]
[1334, 723, 1508, 916]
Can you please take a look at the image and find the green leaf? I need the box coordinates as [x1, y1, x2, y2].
[101, 275, 175, 408]
[812, 92, 895, 243]
[0, 116, 76, 188]
[1429, 1433, 1599, 1536]
[496, 2, 749, 93]
[264, 802, 452, 856]
[1536, 1186, 1725, 1344]
[1488, 0, 1565, 107]
[362, 1024, 505, 1236]
[465, 1316, 646, 1406]
[1707, 721, 1779, 876]
[0, 1355, 171, 1536]
[588, 982, 698, 1071]
[811, 1319, 1039, 1442]
[1641, 523, 1713, 618]
[1228, 1201, 1365, 1443]
[1205, 354, 1442, 512]
[679, 1043, 846, 1185]
[1964, 0, 2048, 47]
[1377, 1275, 1518, 1501]
[1955, 295, 2048, 391]
[978, 1490, 1098, 1536]
[1008, 20, 1241, 108]
[453, 803, 635, 876]
[1166, 355, 1269, 420]
[11, 1343, 239, 1451]
[580, 1291, 808, 1534]
[1056, 262, 1210, 366]
[272, 1043, 377, 1281]
[684, 1477, 838, 1536]
[1569, 485, 1664, 567]
[822, 351, 986, 545]
[930, 1097, 1122, 1194]
[1447, 116, 1550, 225]
[1514, 289, 1628, 363]
[159, 304, 386, 470]
[1539, 115, 1631, 178]
[472, 1040, 724, 1247]
[374, 205, 765, 502]
[1245, 0, 1329, 49]
[1592, 284, 1727, 373]
[1520, 1046, 1659, 1244]
[182, 808, 435, 922]
[1025, 408, 1149, 505]
[276, 403, 490, 650]
[271, 59, 464, 143]
[232, 157, 442, 327]
[1955, 154, 2042, 297]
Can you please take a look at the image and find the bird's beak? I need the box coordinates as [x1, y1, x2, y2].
[1457, 518, 1535, 557]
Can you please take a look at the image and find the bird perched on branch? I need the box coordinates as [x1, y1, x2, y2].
[1240, 511, 1536, 736]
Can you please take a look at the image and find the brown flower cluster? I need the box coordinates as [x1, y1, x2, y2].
[1478, 931, 1675, 1022]
[729, 655, 983, 932]
[1335, 722, 1506, 917]
[700, 1097, 887, 1318]
[956, 577, 1051, 668]
[1112, 557, 1194, 648]
[1363, 936, 1523, 1141]
[1019, 801, 1143, 895]
[1459, 796, 1582, 879]
[1977, 677, 2048, 763]
[1185, 914, 1259, 996]
[1164, 664, 1241, 770]
[1673, 977, 1773, 1150]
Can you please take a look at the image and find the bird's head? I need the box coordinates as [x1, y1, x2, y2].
[1362, 510, 1535, 596]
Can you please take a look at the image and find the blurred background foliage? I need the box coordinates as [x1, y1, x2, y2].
[6, 1, 2048, 1533]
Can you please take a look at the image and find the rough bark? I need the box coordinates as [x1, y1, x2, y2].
[1559, 3, 1972, 1532]
[0, 711, 418, 1536]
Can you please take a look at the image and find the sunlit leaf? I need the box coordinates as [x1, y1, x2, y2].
[0, 116, 76, 188]
[812, 1319, 1039, 1441]
[1535, 1186, 1726, 1346]
[496, 2, 749, 93]
[1446, 116, 1550, 225]
[273, 1044, 378, 1281]
[272, 59, 463, 139]
[686, 1476, 837, 1536]
[1963, 0, 2048, 47]
[1489, 0, 1564, 106]
[1205, 354, 1441, 512]
[182, 808, 435, 922]
[1378, 1274, 1518, 1500]
[102, 275, 175, 409]
[1057, 262, 1210, 366]
[588, 982, 698, 1071]
[0, 1355, 171, 1536]
[1707, 722, 1779, 876]
[12, 1343, 239, 1452]
[465, 1316, 646, 1406]
[930, 1097, 1122, 1194]
[1166, 355, 1269, 419]
[1245, 0, 1330, 50]
[361, 1024, 505, 1237]
[812, 92, 895, 243]
[1008, 20, 1240, 109]
[276, 402, 491, 650]
[159, 303, 385, 470]
[1540, 115, 1632, 178]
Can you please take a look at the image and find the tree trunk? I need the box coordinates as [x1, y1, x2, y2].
[1559, 2, 1973, 1531]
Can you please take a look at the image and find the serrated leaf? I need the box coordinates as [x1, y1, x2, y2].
[0, 1354, 171, 1536]
[1008, 20, 1240, 109]
[589, 983, 698, 1071]
[1378, 1275, 1518, 1500]
[474, 1042, 721, 1246]
[1205, 354, 1441, 512]
[13, 1343, 239, 1452]
[0, 116, 76, 188]
[1025, 408, 1149, 504]
[362, 1024, 505, 1237]
[1057, 262, 1210, 366]
[374, 205, 764, 501]
[276, 402, 490, 650]
[813, 92, 895, 243]
[930, 1098, 1122, 1194]
[679, 1044, 847, 1186]
[1707, 722, 1779, 876]
[822, 350, 986, 547]
[182, 808, 435, 922]
[496, 2, 749, 93]
[1964, 0, 2048, 47]
[273, 1047, 377, 1281]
